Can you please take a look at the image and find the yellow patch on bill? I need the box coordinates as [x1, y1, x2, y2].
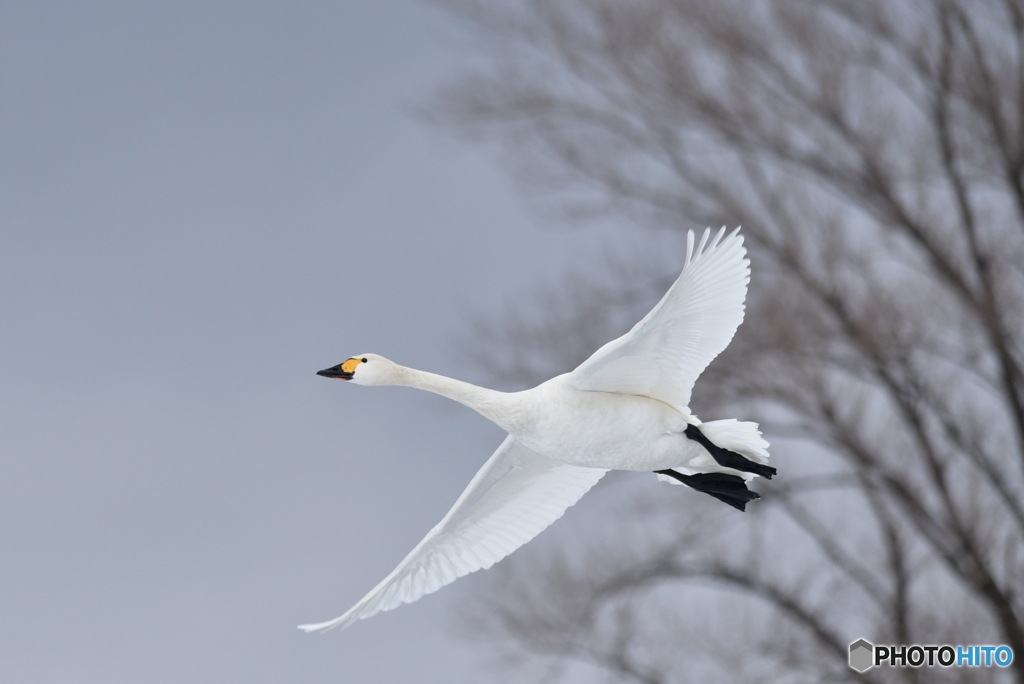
[341, 358, 363, 374]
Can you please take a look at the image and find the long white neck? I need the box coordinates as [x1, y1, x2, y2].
[393, 366, 525, 434]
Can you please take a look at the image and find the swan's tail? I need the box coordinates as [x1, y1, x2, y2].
[655, 419, 774, 511]
[698, 419, 771, 466]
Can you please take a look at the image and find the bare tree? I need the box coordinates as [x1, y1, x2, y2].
[429, 0, 1024, 682]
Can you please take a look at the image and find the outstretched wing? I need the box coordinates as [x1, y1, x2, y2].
[567, 227, 749, 411]
[299, 436, 606, 632]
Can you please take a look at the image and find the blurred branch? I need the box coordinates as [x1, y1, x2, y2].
[431, 0, 1024, 680]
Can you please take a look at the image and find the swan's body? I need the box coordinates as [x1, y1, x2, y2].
[494, 380, 696, 471]
[301, 227, 774, 632]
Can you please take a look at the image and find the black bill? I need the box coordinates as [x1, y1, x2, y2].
[316, 364, 354, 380]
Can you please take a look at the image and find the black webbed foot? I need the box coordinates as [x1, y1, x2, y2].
[684, 424, 776, 479]
[655, 469, 760, 511]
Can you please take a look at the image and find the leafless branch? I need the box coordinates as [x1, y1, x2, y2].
[430, 0, 1024, 681]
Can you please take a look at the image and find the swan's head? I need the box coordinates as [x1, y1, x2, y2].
[316, 353, 401, 386]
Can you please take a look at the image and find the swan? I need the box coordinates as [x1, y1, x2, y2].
[300, 226, 774, 632]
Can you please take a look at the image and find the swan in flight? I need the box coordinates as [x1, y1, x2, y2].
[300, 227, 774, 632]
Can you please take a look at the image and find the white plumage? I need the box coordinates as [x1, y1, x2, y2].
[299, 438, 605, 631]
[301, 226, 772, 632]
[568, 228, 749, 413]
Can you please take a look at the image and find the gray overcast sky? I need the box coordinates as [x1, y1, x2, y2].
[0, 2, 627, 681]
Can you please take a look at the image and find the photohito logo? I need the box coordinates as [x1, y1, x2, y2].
[849, 638, 1014, 672]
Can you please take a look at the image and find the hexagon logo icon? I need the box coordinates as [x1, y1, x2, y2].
[849, 639, 874, 673]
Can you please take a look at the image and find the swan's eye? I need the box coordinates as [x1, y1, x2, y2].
[361, 358, 368, 363]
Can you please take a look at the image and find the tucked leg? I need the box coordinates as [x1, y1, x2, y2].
[684, 424, 776, 479]
[654, 469, 760, 511]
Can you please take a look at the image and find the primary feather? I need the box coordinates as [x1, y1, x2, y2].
[567, 226, 749, 412]
[299, 438, 605, 631]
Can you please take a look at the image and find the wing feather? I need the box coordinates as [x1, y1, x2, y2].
[298, 436, 606, 631]
[567, 227, 749, 410]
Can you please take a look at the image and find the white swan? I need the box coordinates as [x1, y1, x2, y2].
[300, 226, 774, 632]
